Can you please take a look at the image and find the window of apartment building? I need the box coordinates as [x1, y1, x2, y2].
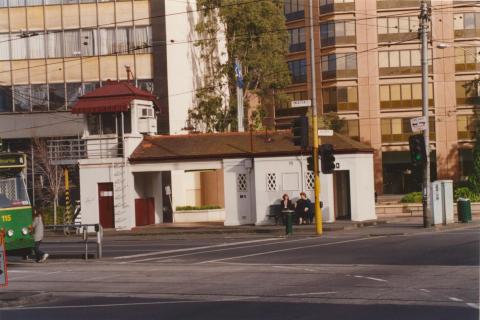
[284, 0, 304, 21]
[378, 49, 431, 75]
[288, 28, 306, 53]
[99, 28, 116, 55]
[456, 80, 479, 105]
[379, 83, 433, 109]
[323, 86, 358, 112]
[13, 85, 30, 112]
[31, 84, 48, 111]
[138, 79, 154, 93]
[319, 0, 355, 14]
[454, 12, 480, 38]
[0, 34, 9, 60]
[457, 115, 476, 140]
[321, 53, 357, 79]
[81, 29, 98, 56]
[288, 59, 307, 84]
[377, 0, 427, 10]
[338, 119, 359, 140]
[47, 31, 63, 58]
[134, 26, 152, 53]
[454, 47, 480, 72]
[378, 16, 419, 34]
[66, 82, 82, 109]
[49, 83, 65, 110]
[0, 86, 13, 112]
[11, 34, 28, 60]
[320, 20, 355, 46]
[381, 117, 435, 142]
[64, 30, 81, 57]
[29, 34, 46, 59]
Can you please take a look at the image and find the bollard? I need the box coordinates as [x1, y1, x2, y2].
[82, 227, 88, 261]
[285, 212, 293, 236]
[95, 224, 103, 259]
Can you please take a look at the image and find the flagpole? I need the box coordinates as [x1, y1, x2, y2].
[235, 58, 244, 132]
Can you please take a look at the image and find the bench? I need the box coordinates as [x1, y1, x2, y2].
[267, 204, 284, 225]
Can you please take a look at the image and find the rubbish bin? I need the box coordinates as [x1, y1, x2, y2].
[283, 210, 294, 235]
[457, 198, 472, 223]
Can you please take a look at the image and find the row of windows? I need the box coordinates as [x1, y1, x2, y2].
[454, 13, 480, 31]
[320, 20, 355, 46]
[0, 79, 152, 112]
[377, 16, 419, 35]
[378, 49, 431, 69]
[321, 53, 357, 79]
[0, 0, 134, 6]
[457, 115, 476, 140]
[455, 47, 480, 72]
[0, 26, 151, 60]
[379, 83, 433, 109]
[322, 86, 357, 112]
[456, 80, 479, 105]
[381, 117, 436, 143]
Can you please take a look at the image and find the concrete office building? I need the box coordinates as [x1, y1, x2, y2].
[0, 0, 218, 205]
[284, 0, 479, 194]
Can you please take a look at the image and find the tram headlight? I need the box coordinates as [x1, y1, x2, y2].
[7, 229, 14, 237]
[21, 227, 29, 235]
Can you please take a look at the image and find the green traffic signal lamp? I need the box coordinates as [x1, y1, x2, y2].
[408, 134, 427, 167]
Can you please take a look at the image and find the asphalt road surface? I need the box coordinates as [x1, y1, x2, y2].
[1, 224, 479, 320]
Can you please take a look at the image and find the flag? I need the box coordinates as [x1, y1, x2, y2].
[234, 60, 244, 89]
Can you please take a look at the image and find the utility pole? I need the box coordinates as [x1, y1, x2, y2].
[308, 0, 322, 235]
[420, 0, 431, 228]
[235, 58, 244, 132]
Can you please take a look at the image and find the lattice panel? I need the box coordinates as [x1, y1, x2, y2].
[0, 178, 16, 200]
[237, 173, 248, 192]
[305, 171, 315, 191]
[266, 173, 278, 191]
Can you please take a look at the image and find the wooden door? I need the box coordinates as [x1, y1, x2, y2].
[135, 198, 155, 226]
[98, 183, 114, 228]
[333, 171, 351, 220]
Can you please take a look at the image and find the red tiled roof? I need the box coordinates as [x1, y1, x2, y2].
[71, 81, 160, 114]
[129, 131, 373, 162]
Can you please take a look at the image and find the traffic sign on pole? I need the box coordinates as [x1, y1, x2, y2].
[410, 116, 427, 132]
[291, 100, 312, 108]
[0, 234, 8, 287]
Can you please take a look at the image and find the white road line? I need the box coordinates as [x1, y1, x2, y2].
[287, 292, 336, 296]
[113, 238, 281, 260]
[272, 265, 316, 272]
[197, 236, 385, 264]
[466, 303, 479, 310]
[448, 297, 464, 302]
[419, 289, 431, 293]
[354, 275, 388, 283]
[1, 300, 207, 311]
[120, 237, 321, 264]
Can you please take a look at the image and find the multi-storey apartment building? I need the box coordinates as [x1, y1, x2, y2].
[0, 0, 214, 205]
[284, 0, 479, 194]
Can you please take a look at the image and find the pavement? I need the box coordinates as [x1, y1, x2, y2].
[0, 216, 478, 319]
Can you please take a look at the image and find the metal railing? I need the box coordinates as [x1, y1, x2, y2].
[47, 137, 124, 165]
[45, 223, 103, 260]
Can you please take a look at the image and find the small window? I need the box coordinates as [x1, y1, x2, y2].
[140, 107, 154, 118]
[87, 114, 100, 135]
[266, 173, 278, 191]
[237, 173, 247, 192]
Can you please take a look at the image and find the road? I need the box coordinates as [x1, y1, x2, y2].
[1, 224, 479, 320]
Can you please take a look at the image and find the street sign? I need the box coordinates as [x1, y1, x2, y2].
[318, 129, 334, 136]
[0, 235, 7, 287]
[410, 116, 427, 132]
[291, 100, 311, 108]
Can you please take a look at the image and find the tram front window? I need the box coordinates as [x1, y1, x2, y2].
[0, 171, 30, 208]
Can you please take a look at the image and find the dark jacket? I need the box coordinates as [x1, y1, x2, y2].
[281, 199, 294, 211]
[295, 198, 310, 217]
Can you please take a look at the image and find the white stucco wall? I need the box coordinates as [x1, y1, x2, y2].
[335, 153, 376, 221]
[253, 156, 335, 225]
[79, 159, 137, 230]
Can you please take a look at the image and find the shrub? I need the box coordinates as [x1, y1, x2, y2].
[454, 187, 480, 202]
[175, 205, 222, 211]
[400, 192, 423, 203]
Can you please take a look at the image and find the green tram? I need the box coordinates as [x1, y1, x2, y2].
[0, 153, 34, 254]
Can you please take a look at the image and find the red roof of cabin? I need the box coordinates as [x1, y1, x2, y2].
[71, 81, 160, 114]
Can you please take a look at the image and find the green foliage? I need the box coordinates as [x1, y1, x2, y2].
[468, 121, 480, 193]
[318, 112, 346, 132]
[454, 187, 480, 202]
[175, 205, 222, 211]
[41, 205, 66, 225]
[190, 0, 291, 132]
[400, 192, 423, 203]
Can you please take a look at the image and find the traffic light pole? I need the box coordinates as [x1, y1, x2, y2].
[420, 1, 431, 228]
[308, 0, 322, 235]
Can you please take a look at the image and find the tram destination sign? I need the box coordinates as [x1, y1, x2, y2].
[0, 154, 25, 169]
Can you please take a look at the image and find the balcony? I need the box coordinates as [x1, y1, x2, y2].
[47, 137, 124, 165]
[289, 42, 306, 53]
[322, 69, 357, 80]
[320, 2, 355, 14]
[376, 0, 428, 10]
[285, 10, 304, 22]
[321, 36, 356, 47]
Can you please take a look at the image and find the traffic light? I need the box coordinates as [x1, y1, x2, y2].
[320, 144, 335, 174]
[307, 155, 314, 171]
[408, 134, 427, 167]
[292, 116, 309, 149]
